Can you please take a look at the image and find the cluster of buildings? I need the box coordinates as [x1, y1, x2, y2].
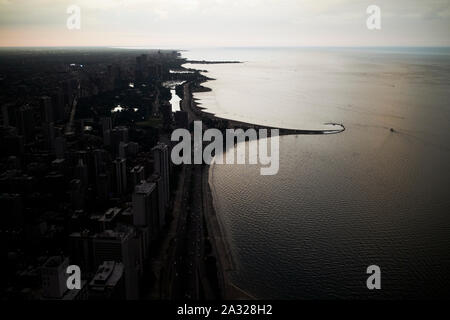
[0, 49, 189, 300]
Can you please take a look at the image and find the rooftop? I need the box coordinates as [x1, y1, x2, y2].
[89, 261, 124, 289]
[134, 181, 156, 195]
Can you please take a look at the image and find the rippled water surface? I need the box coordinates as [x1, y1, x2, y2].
[183, 48, 450, 299]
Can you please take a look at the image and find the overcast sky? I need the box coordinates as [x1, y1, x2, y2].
[0, 0, 449, 47]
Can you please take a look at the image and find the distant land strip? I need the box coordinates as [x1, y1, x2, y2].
[185, 60, 242, 64]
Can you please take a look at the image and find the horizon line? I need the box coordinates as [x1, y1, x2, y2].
[1, 45, 450, 49]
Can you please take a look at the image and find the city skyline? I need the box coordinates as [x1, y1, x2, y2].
[1, 0, 450, 306]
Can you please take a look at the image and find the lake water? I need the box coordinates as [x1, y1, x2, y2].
[182, 47, 450, 299]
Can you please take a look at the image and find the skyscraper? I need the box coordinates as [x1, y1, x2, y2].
[132, 181, 158, 229]
[55, 136, 66, 159]
[111, 126, 129, 155]
[96, 173, 110, 201]
[130, 165, 145, 189]
[113, 158, 127, 195]
[40, 256, 70, 299]
[69, 179, 84, 210]
[69, 230, 95, 275]
[40, 96, 53, 123]
[100, 117, 112, 146]
[89, 261, 125, 300]
[1, 103, 13, 126]
[99, 207, 122, 231]
[152, 143, 170, 207]
[16, 105, 34, 143]
[150, 173, 166, 230]
[42, 121, 55, 150]
[93, 149, 109, 177]
[75, 159, 89, 187]
[92, 228, 141, 300]
[51, 87, 65, 122]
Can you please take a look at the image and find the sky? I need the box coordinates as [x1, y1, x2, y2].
[0, 0, 449, 47]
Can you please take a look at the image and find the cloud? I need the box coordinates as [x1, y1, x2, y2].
[0, 0, 449, 46]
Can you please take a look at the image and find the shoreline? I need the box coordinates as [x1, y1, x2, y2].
[176, 55, 345, 300]
[188, 83, 346, 135]
[179, 55, 345, 135]
[179, 78, 256, 299]
[206, 161, 258, 300]
[185, 60, 242, 64]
